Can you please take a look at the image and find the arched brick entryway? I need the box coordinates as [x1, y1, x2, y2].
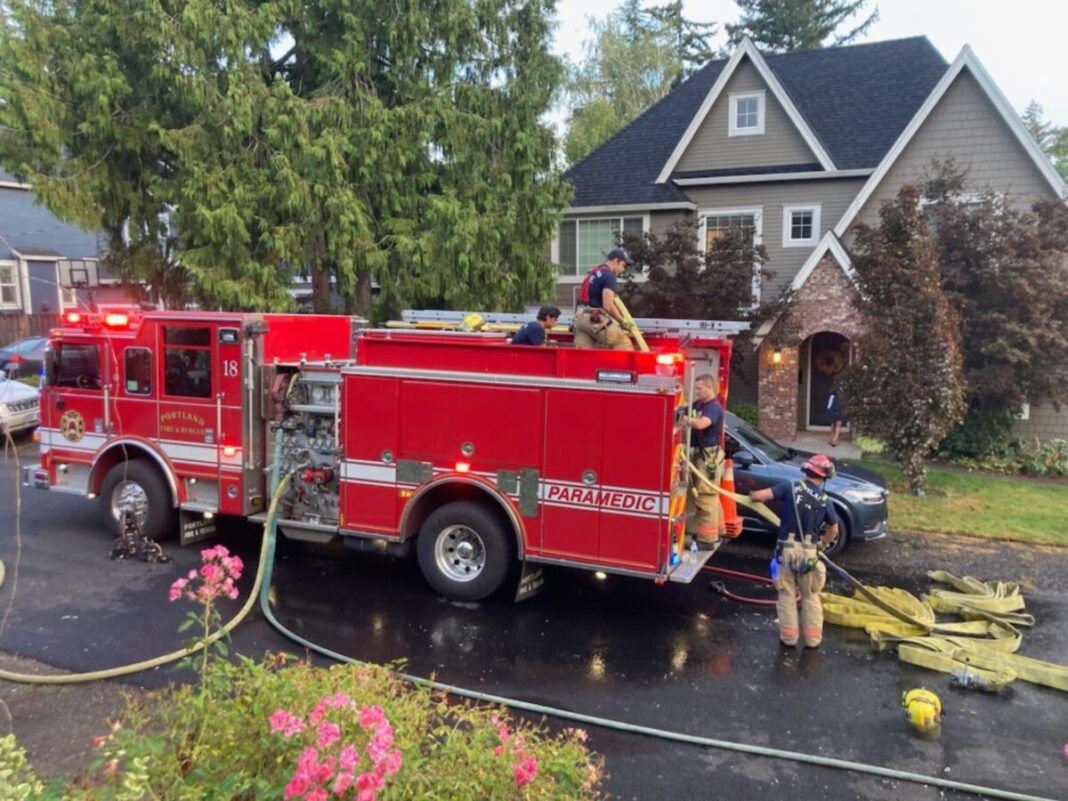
[757, 255, 864, 441]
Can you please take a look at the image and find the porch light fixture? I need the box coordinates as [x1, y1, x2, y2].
[772, 347, 783, 365]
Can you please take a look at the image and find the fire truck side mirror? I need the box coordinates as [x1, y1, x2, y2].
[244, 322, 270, 338]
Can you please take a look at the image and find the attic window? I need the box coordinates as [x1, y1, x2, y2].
[729, 91, 765, 137]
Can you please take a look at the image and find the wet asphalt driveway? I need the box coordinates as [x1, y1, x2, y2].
[2, 439, 1067, 800]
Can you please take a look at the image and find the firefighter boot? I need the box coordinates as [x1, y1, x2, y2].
[797, 547, 827, 648]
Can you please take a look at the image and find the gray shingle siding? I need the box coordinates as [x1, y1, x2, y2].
[850, 70, 1059, 231]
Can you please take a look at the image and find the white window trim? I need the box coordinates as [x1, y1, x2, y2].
[728, 90, 765, 137]
[554, 214, 650, 283]
[0, 259, 21, 310]
[697, 207, 763, 304]
[782, 204, 821, 248]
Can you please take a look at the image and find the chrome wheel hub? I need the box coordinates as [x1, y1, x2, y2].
[434, 524, 486, 583]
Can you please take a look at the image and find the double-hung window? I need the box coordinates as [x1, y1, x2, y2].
[0, 262, 20, 310]
[698, 208, 763, 304]
[556, 216, 644, 278]
[783, 205, 821, 247]
[729, 91, 765, 136]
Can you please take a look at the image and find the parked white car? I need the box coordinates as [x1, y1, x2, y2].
[0, 372, 40, 434]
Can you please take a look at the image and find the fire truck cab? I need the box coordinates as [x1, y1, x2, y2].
[30, 308, 742, 601]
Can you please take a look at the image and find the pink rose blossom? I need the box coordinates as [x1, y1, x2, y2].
[283, 716, 307, 739]
[309, 702, 327, 726]
[493, 745, 505, 756]
[332, 772, 353, 795]
[269, 709, 292, 732]
[514, 754, 538, 788]
[339, 745, 360, 772]
[284, 776, 309, 800]
[305, 790, 328, 801]
[358, 705, 386, 730]
[356, 791, 375, 801]
[380, 749, 402, 776]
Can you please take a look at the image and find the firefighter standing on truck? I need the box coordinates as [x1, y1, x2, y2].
[573, 249, 635, 350]
[683, 374, 725, 549]
[749, 454, 839, 649]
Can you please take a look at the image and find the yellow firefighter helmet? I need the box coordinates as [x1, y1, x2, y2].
[902, 688, 943, 734]
[460, 313, 486, 332]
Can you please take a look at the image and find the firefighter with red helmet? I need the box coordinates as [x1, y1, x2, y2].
[749, 454, 839, 648]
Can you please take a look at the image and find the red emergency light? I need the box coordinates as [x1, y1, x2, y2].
[454, 462, 471, 473]
[103, 312, 130, 328]
[656, 353, 683, 365]
[64, 311, 82, 324]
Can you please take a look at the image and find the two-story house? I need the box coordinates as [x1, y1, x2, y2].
[556, 36, 1067, 443]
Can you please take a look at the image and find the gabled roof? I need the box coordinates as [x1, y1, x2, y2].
[834, 46, 1068, 237]
[656, 39, 837, 182]
[564, 36, 948, 210]
[753, 231, 854, 344]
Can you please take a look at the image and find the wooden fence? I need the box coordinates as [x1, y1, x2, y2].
[0, 314, 63, 345]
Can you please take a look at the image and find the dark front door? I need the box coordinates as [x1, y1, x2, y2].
[808, 332, 848, 427]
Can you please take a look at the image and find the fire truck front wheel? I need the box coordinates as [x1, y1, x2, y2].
[417, 502, 516, 601]
[100, 461, 177, 541]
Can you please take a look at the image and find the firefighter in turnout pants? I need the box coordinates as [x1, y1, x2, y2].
[749, 454, 839, 648]
[573, 249, 635, 350]
[683, 374, 726, 548]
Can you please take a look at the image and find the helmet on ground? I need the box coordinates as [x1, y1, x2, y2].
[801, 453, 836, 480]
[460, 313, 486, 332]
[902, 688, 943, 734]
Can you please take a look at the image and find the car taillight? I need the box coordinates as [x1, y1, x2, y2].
[8, 354, 25, 364]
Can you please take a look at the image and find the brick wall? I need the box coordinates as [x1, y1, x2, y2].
[758, 257, 865, 440]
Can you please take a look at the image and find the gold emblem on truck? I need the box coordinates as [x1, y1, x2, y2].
[60, 409, 85, 443]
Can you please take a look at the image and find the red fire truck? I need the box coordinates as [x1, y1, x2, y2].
[26, 308, 743, 600]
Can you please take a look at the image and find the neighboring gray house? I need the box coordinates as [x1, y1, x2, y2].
[556, 37, 1067, 442]
[0, 168, 133, 334]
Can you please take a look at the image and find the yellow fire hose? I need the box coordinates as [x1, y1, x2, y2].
[685, 459, 1068, 693]
[0, 475, 291, 685]
[613, 297, 649, 352]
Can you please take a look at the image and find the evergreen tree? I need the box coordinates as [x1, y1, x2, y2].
[842, 183, 965, 494]
[564, 0, 716, 165]
[726, 0, 878, 52]
[1022, 101, 1068, 181]
[0, 0, 570, 315]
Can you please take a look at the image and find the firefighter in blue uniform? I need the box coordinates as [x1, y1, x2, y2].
[573, 249, 634, 350]
[683, 374, 725, 548]
[750, 454, 839, 648]
[511, 306, 561, 346]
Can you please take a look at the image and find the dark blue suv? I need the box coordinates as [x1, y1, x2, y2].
[723, 413, 889, 554]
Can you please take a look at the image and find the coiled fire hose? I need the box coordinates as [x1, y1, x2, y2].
[0, 436, 1062, 799]
[687, 459, 1068, 694]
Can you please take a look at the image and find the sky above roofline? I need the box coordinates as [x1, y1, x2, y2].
[551, 0, 1068, 128]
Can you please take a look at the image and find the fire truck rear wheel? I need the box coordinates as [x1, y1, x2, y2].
[100, 461, 177, 542]
[417, 502, 516, 601]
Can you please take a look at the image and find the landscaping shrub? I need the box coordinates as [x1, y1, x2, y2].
[728, 400, 759, 427]
[4, 544, 603, 801]
[66, 658, 602, 800]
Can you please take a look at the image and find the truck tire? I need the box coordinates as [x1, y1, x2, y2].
[417, 501, 516, 601]
[100, 460, 177, 541]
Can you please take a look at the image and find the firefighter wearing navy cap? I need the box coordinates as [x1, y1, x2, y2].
[749, 454, 839, 648]
[573, 248, 635, 350]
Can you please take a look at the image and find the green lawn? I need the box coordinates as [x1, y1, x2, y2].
[857, 459, 1068, 547]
